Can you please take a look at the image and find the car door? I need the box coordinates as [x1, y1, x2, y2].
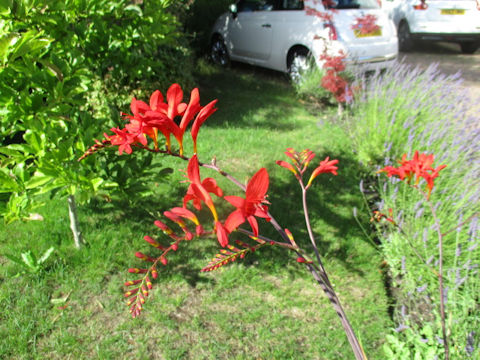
[228, 0, 276, 60]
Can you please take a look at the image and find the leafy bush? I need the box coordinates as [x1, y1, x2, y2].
[0, 0, 194, 224]
[346, 62, 480, 358]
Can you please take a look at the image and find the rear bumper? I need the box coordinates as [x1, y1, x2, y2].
[345, 53, 398, 71]
[411, 32, 480, 42]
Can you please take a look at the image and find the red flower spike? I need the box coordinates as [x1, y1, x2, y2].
[276, 160, 298, 176]
[163, 210, 186, 228]
[170, 207, 200, 225]
[124, 279, 142, 287]
[154, 220, 171, 233]
[135, 252, 155, 262]
[171, 243, 178, 251]
[224, 168, 270, 236]
[126, 296, 137, 306]
[151, 268, 158, 279]
[128, 268, 148, 274]
[145, 276, 153, 289]
[160, 257, 168, 266]
[306, 157, 339, 188]
[144, 235, 164, 250]
[124, 288, 139, 297]
[141, 285, 148, 296]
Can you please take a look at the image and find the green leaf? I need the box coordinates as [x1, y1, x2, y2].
[37, 247, 54, 264]
[0, 168, 20, 192]
[21, 251, 37, 269]
[8, 30, 51, 62]
[0, 32, 18, 64]
[4, 253, 28, 268]
[124, 4, 143, 16]
[24, 174, 54, 189]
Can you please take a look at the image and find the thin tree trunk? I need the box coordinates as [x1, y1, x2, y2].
[67, 195, 83, 249]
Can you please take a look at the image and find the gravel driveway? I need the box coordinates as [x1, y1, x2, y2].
[399, 41, 480, 117]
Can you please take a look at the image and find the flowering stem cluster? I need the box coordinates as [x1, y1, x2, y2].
[81, 86, 367, 359]
[377, 152, 452, 359]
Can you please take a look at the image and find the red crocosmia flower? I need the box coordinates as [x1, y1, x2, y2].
[169, 207, 200, 226]
[378, 151, 446, 198]
[191, 99, 218, 154]
[306, 157, 339, 188]
[276, 160, 298, 176]
[183, 155, 223, 220]
[224, 168, 270, 236]
[107, 128, 137, 155]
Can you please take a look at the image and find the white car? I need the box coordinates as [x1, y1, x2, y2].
[384, 0, 480, 53]
[210, 0, 398, 80]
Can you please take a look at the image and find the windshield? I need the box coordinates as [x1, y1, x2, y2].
[325, 0, 381, 10]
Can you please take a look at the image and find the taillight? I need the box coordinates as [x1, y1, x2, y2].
[324, 22, 338, 40]
[413, 0, 428, 10]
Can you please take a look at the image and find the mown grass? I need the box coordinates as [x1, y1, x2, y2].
[0, 62, 392, 359]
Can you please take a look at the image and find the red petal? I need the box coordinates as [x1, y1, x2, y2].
[215, 221, 229, 247]
[224, 195, 245, 209]
[166, 83, 183, 119]
[179, 88, 201, 131]
[225, 209, 246, 233]
[149, 90, 164, 111]
[247, 215, 259, 237]
[246, 168, 269, 202]
[202, 177, 224, 197]
[187, 155, 201, 184]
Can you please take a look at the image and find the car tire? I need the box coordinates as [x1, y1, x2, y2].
[460, 41, 479, 55]
[210, 36, 229, 67]
[287, 48, 312, 84]
[398, 21, 413, 52]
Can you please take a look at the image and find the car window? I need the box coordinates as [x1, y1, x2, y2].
[325, 0, 380, 10]
[237, 0, 277, 12]
[279, 0, 304, 10]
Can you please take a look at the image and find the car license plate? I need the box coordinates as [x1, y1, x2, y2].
[441, 9, 465, 15]
[354, 29, 382, 38]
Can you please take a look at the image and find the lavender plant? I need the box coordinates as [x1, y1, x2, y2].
[346, 62, 480, 358]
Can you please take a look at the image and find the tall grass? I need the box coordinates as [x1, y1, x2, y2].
[345, 62, 480, 358]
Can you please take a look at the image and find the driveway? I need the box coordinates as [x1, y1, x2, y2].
[399, 41, 480, 99]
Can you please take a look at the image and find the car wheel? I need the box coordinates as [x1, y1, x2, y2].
[460, 41, 479, 55]
[287, 48, 312, 84]
[210, 37, 229, 66]
[398, 21, 413, 52]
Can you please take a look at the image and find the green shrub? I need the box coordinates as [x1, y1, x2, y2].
[0, 0, 194, 223]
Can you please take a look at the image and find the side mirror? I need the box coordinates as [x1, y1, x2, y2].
[229, 4, 238, 18]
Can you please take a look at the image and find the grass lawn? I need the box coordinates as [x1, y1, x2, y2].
[0, 62, 392, 359]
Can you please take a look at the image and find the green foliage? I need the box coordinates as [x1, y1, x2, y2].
[0, 0, 193, 223]
[4, 246, 54, 274]
[292, 64, 336, 107]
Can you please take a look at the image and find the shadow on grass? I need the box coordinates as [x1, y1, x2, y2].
[84, 64, 377, 287]
[197, 62, 301, 131]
